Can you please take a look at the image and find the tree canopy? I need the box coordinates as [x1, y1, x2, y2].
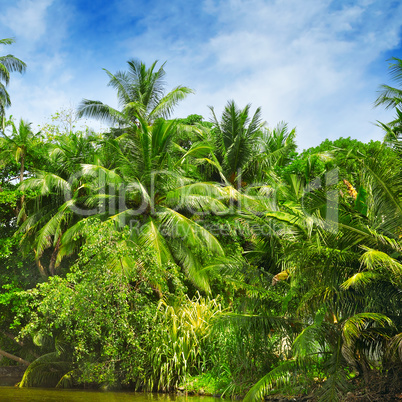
[0, 55, 401, 401]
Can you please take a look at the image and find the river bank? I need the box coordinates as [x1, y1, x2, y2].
[1, 365, 401, 401]
[0, 366, 25, 386]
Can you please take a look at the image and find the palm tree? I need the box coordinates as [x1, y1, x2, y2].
[0, 119, 42, 183]
[375, 57, 402, 131]
[200, 130, 402, 400]
[375, 57, 402, 110]
[0, 38, 26, 117]
[0, 118, 43, 229]
[209, 100, 263, 185]
[246, 122, 297, 183]
[18, 131, 99, 277]
[68, 115, 227, 291]
[239, 138, 402, 400]
[20, 114, 227, 288]
[77, 59, 193, 125]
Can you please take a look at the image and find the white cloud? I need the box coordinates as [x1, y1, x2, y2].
[2, 0, 402, 151]
[0, 0, 54, 42]
[168, 0, 402, 148]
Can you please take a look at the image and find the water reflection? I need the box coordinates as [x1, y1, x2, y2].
[0, 387, 217, 402]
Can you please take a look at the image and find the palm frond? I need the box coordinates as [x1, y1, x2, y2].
[19, 352, 72, 388]
[77, 100, 126, 125]
[342, 313, 393, 345]
[149, 86, 194, 120]
[340, 271, 380, 289]
[170, 241, 211, 292]
[359, 246, 402, 285]
[387, 332, 402, 361]
[19, 171, 71, 196]
[35, 200, 74, 257]
[0, 38, 15, 45]
[243, 359, 297, 401]
[159, 207, 224, 257]
[138, 217, 173, 266]
[0, 54, 26, 76]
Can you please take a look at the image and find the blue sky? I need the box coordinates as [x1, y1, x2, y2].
[1, 0, 402, 149]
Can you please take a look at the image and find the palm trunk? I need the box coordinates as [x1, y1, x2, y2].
[0, 348, 30, 366]
[19, 155, 26, 212]
[48, 235, 62, 276]
[360, 359, 370, 386]
[19, 155, 24, 183]
[36, 258, 47, 278]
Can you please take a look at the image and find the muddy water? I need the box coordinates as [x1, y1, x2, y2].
[0, 387, 218, 402]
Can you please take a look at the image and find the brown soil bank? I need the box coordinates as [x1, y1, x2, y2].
[264, 370, 402, 402]
[0, 366, 25, 386]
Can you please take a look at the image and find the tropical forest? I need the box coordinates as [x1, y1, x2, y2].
[0, 37, 402, 401]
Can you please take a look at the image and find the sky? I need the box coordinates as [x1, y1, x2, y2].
[1, 0, 402, 150]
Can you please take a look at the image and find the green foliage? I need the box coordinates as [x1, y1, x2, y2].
[17, 221, 227, 390]
[375, 57, 402, 111]
[19, 351, 73, 388]
[178, 114, 204, 126]
[0, 38, 26, 116]
[77, 59, 193, 125]
[209, 99, 263, 183]
[3, 55, 402, 401]
[179, 372, 225, 395]
[144, 293, 223, 391]
[19, 220, 162, 387]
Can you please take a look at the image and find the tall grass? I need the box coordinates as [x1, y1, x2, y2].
[144, 293, 223, 391]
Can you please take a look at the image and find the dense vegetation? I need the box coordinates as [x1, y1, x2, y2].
[0, 39, 401, 401]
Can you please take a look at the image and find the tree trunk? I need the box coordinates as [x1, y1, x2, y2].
[19, 155, 24, 183]
[1, 331, 24, 346]
[0, 348, 30, 366]
[361, 359, 370, 387]
[36, 258, 47, 278]
[49, 235, 62, 276]
[19, 154, 26, 216]
[0, 331, 39, 358]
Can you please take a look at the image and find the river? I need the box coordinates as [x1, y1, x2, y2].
[0, 387, 218, 401]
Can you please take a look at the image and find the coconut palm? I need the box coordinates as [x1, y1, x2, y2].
[0, 118, 44, 227]
[0, 119, 42, 183]
[77, 59, 193, 126]
[228, 137, 402, 400]
[254, 123, 297, 176]
[375, 57, 402, 110]
[0, 38, 26, 117]
[70, 116, 228, 291]
[209, 100, 263, 185]
[18, 131, 99, 276]
[20, 113, 228, 289]
[375, 57, 402, 132]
